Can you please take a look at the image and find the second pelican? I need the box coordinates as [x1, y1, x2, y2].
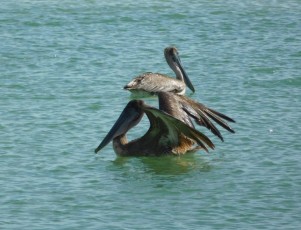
[95, 93, 214, 156]
[124, 47, 195, 96]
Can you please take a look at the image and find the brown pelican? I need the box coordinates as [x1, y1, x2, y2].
[94, 92, 235, 156]
[124, 47, 195, 96]
[95, 93, 214, 156]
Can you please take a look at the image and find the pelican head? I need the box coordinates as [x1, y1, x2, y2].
[123, 73, 155, 96]
[94, 100, 144, 153]
[164, 47, 195, 93]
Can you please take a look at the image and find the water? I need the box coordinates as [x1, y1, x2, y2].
[1, 0, 301, 229]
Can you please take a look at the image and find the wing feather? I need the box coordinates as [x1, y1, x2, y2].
[143, 106, 215, 152]
[177, 94, 235, 140]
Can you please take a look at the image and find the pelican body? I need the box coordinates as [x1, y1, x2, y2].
[124, 47, 195, 96]
[95, 92, 235, 156]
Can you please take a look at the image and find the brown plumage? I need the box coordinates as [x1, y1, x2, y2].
[158, 93, 236, 142]
[95, 93, 214, 156]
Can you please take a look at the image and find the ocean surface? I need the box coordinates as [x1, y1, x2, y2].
[1, 0, 300, 229]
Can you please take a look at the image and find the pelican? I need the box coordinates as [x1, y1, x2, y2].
[124, 47, 195, 96]
[94, 92, 235, 156]
[94, 93, 214, 156]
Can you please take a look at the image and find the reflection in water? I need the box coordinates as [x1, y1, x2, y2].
[112, 153, 214, 175]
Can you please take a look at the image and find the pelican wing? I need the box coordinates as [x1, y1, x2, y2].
[143, 106, 215, 153]
[177, 95, 235, 141]
[157, 90, 195, 128]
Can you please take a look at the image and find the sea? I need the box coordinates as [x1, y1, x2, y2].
[1, 0, 300, 229]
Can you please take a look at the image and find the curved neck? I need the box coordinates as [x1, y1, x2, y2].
[165, 55, 185, 82]
[112, 134, 149, 156]
[173, 65, 184, 81]
[113, 134, 129, 156]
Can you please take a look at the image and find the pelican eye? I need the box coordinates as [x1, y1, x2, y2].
[135, 77, 143, 84]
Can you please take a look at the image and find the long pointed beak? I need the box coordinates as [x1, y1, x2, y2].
[94, 113, 127, 154]
[94, 101, 143, 153]
[174, 53, 195, 93]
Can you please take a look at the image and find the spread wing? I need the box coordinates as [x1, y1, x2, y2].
[177, 95, 235, 142]
[142, 106, 215, 153]
[157, 92, 235, 142]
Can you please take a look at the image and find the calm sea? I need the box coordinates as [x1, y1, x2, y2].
[1, 0, 300, 229]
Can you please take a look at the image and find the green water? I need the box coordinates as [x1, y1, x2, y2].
[1, 0, 301, 229]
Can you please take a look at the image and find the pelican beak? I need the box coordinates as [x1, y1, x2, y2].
[173, 52, 195, 93]
[94, 100, 143, 153]
[124, 76, 143, 91]
[123, 83, 132, 90]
